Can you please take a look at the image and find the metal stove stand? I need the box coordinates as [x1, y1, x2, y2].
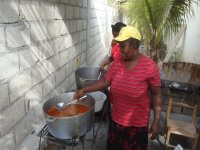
[37, 124, 85, 150]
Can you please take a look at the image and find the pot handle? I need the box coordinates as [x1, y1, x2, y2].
[80, 78, 93, 83]
[46, 116, 57, 122]
[80, 78, 88, 82]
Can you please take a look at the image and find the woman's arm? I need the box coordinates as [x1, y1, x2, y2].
[73, 78, 110, 99]
[100, 56, 112, 70]
[149, 85, 162, 140]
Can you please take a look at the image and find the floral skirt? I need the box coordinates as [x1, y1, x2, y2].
[107, 119, 148, 150]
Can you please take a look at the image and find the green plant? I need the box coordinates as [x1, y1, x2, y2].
[122, 0, 199, 62]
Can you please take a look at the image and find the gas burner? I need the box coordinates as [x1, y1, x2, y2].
[37, 124, 85, 150]
[168, 81, 194, 94]
[170, 82, 181, 88]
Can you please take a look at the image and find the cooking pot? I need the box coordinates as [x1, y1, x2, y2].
[43, 92, 95, 139]
[75, 66, 106, 89]
[88, 91, 107, 112]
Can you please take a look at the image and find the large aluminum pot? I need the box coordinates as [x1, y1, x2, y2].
[43, 92, 95, 139]
[75, 66, 106, 89]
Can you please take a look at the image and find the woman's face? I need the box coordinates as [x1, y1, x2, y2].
[119, 40, 138, 61]
[112, 31, 119, 38]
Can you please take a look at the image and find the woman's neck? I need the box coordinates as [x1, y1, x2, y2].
[124, 52, 141, 70]
[126, 51, 141, 62]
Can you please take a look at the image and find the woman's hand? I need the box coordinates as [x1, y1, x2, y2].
[149, 85, 162, 140]
[149, 120, 159, 140]
[73, 89, 86, 100]
[100, 56, 113, 71]
[100, 63, 106, 71]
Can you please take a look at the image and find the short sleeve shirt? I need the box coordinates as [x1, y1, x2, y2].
[111, 43, 121, 60]
[105, 54, 160, 127]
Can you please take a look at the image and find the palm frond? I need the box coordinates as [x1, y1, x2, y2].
[122, 0, 199, 52]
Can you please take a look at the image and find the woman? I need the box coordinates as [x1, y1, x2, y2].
[100, 22, 126, 70]
[74, 26, 162, 150]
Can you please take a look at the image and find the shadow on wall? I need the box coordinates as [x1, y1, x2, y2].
[0, 0, 119, 149]
[161, 62, 200, 85]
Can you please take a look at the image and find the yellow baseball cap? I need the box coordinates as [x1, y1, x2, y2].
[114, 26, 141, 41]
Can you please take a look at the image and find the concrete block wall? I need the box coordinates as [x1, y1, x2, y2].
[0, 0, 120, 149]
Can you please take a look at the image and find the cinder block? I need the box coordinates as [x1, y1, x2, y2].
[90, 0, 94, 8]
[0, 83, 9, 110]
[48, 20, 61, 38]
[59, 35, 70, 50]
[40, 2, 55, 20]
[30, 21, 48, 42]
[31, 62, 48, 86]
[25, 83, 42, 112]
[34, 101, 45, 123]
[42, 74, 56, 96]
[40, 58, 56, 76]
[48, 54, 60, 71]
[80, 30, 87, 41]
[60, 49, 69, 66]
[14, 110, 36, 145]
[81, 61, 87, 67]
[82, 19, 87, 29]
[48, 20, 68, 37]
[0, 97, 25, 136]
[19, 46, 39, 71]
[77, 19, 82, 31]
[54, 36, 66, 52]
[6, 25, 31, 48]
[55, 66, 66, 86]
[80, 8, 87, 18]
[80, 51, 86, 64]
[69, 72, 75, 86]
[89, 19, 94, 28]
[68, 46, 75, 59]
[74, 7, 80, 18]
[68, 0, 77, 5]
[9, 70, 32, 102]
[60, 20, 69, 35]
[89, 9, 95, 18]
[71, 32, 79, 45]
[60, 0, 69, 4]
[19, 0, 40, 21]
[0, 53, 18, 82]
[0, 0, 19, 23]
[0, 132, 15, 150]
[83, 0, 88, 7]
[69, 20, 77, 33]
[76, 0, 83, 7]
[48, 0, 60, 2]
[65, 6, 73, 19]
[0, 27, 6, 53]
[59, 77, 70, 93]
[65, 34, 73, 48]
[74, 43, 82, 57]
[89, 28, 95, 37]
[38, 40, 54, 61]
[65, 60, 74, 77]
[81, 41, 87, 52]
[55, 4, 65, 20]
[57, 20, 69, 36]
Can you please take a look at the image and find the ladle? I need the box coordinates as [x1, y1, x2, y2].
[56, 95, 87, 111]
[97, 71, 102, 80]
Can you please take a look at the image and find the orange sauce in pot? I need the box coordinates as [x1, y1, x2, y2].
[47, 104, 90, 117]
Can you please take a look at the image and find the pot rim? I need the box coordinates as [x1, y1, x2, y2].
[44, 104, 95, 119]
